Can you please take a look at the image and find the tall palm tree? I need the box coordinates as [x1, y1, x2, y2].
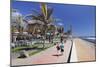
[24, 3, 54, 48]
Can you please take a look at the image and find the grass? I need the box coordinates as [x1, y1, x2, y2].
[29, 44, 54, 56]
[11, 45, 38, 52]
[11, 43, 55, 56]
[11, 38, 60, 57]
[11, 47, 27, 52]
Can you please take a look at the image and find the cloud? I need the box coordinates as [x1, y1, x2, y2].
[57, 22, 63, 26]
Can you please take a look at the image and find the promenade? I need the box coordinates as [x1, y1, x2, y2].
[11, 38, 96, 66]
[73, 38, 95, 62]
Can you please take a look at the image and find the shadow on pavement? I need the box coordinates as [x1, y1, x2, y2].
[52, 54, 63, 57]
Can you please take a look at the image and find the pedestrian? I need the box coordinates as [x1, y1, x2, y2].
[60, 42, 64, 55]
[60, 33, 64, 43]
[56, 42, 60, 55]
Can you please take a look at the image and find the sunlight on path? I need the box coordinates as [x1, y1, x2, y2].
[70, 41, 78, 62]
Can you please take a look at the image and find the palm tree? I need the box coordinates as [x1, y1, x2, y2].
[11, 9, 24, 42]
[24, 3, 54, 48]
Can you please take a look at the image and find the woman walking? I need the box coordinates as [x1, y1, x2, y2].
[56, 42, 60, 55]
[60, 42, 64, 55]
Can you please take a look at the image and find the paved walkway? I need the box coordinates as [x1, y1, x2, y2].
[12, 39, 72, 66]
[73, 38, 96, 62]
[70, 41, 78, 62]
[11, 38, 96, 66]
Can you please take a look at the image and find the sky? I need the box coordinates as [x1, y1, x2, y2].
[11, 1, 96, 36]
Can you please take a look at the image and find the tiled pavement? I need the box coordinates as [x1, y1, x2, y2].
[74, 38, 96, 62]
[11, 38, 96, 66]
[12, 39, 72, 66]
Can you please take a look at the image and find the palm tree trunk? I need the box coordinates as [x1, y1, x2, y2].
[42, 24, 48, 48]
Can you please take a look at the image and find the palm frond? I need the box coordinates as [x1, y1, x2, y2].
[41, 3, 48, 19]
[47, 8, 53, 20]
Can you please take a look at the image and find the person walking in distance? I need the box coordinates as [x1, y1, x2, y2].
[60, 35, 63, 43]
[56, 42, 60, 55]
[60, 42, 64, 55]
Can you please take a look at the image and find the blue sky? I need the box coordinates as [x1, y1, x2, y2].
[12, 1, 96, 36]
